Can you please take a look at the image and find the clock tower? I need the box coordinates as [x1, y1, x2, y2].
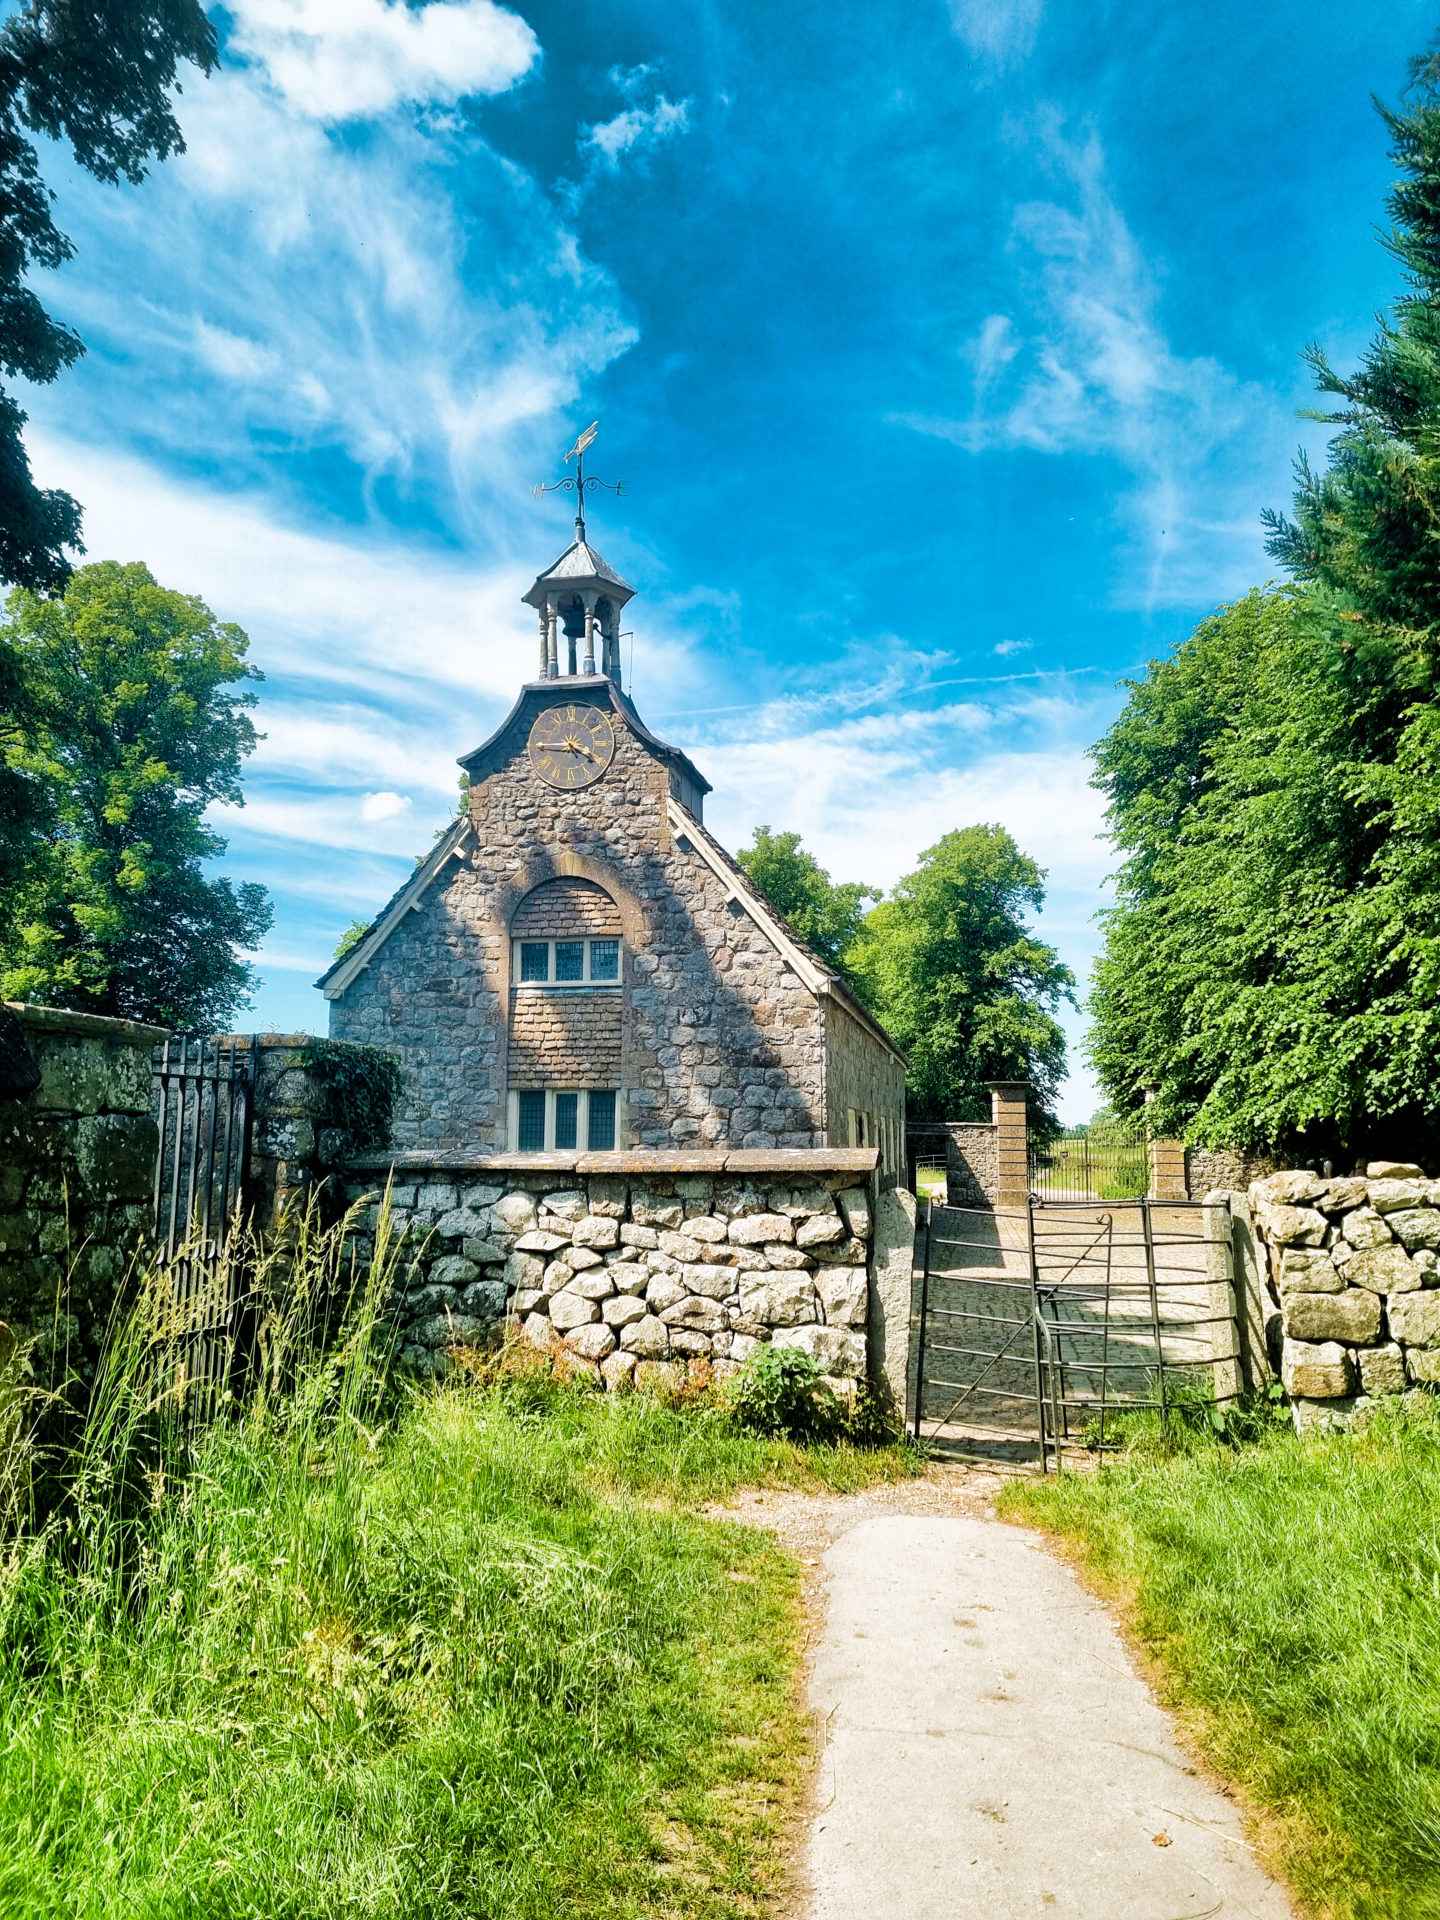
[319, 432, 907, 1163]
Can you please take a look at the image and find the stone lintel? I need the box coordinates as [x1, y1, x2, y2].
[8, 1000, 171, 1044]
[345, 1146, 882, 1177]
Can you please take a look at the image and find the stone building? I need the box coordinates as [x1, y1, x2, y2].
[318, 523, 906, 1173]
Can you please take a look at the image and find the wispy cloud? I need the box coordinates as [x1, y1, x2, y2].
[947, 0, 1044, 68]
[582, 95, 691, 169]
[895, 114, 1293, 607]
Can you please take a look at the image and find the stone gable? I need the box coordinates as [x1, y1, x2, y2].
[329, 678, 831, 1152]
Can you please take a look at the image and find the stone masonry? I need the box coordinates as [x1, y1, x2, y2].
[344, 1148, 882, 1392]
[0, 1004, 163, 1371]
[1246, 1162, 1440, 1428]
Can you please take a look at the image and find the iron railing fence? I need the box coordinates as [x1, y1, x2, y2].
[912, 1196, 1238, 1471]
[151, 1036, 255, 1422]
[1028, 1124, 1149, 1202]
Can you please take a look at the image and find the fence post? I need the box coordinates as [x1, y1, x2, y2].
[986, 1080, 1030, 1208]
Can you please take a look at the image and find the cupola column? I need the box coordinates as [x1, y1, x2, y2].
[536, 603, 549, 678]
[545, 595, 559, 678]
[581, 592, 598, 675]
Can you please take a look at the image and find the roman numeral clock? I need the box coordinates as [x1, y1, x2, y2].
[527, 703, 616, 789]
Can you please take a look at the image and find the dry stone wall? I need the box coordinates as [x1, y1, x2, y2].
[0, 1004, 164, 1370]
[343, 1155, 877, 1393]
[1248, 1162, 1440, 1427]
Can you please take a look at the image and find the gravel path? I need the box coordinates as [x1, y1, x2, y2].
[707, 1466, 1293, 1920]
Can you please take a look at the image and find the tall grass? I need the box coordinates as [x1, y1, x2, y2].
[0, 1194, 910, 1917]
[1004, 1399, 1440, 1919]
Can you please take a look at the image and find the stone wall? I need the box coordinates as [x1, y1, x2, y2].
[343, 1146, 882, 1392]
[1189, 1146, 1279, 1198]
[822, 995, 906, 1190]
[0, 1004, 165, 1369]
[1248, 1162, 1440, 1428]
[241, 1034, 396, 1231]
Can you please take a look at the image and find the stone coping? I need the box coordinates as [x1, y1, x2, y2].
[345, 1146, 883, 1177]
[7, 1000, 171, 1043]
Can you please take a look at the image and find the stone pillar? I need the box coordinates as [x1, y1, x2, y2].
[1149, 1137, 1188, 1198]
[868, 1183, 917, 1416]
[1225, 1187, 1273, 1389]
[537, 604, 548, 679]
[581, 592, 597, 674]
[545, 597, 559, 678]
[985, 1080, 1029, 1208]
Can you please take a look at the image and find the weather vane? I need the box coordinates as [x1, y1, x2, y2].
[532, 420, 624, 542]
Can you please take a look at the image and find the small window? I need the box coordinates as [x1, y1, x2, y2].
[590, 938, 619, 980]
[555, 940, 585, 981]
[587, 1089, 616, 1151]
[554, 1091, 579, 1150]
[517, 1089, 546, 1151]
[520, 942, 549, 982]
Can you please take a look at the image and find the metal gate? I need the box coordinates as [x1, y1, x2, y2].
[1028, 1124, 1148, 1202]
[151, 1036, 255, 1414]
[911, 1197, 1239, 1469]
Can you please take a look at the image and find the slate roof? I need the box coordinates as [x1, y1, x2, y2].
[522, 539, 635, 608]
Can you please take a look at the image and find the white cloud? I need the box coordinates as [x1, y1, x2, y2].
[582, 95, 691, 169]
[360, 790, 412, 822]
[227, 0, 539, 122]
[993, 638, 1032, 657]
[948, 0, 1044, 66]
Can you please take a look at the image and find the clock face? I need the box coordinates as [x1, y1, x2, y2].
[527, 703, 616, 790]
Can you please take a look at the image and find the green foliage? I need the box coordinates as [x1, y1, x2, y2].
[332, 919, 370, 961]
[728, 1342, 842, 1441]
[0, 1207, 915, 1917]
[735, 824, 879, 973]
[0, 560, 272, 1029]
[1090, 54, 1440, 1163]
[0, 2, 217, 588]
[847, 824, 1075, 1128]
[1007, 1395, 1440, 1914]
[298, 1039, 403, 1152]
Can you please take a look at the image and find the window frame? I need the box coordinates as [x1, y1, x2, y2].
[507, 1087, 624, 1152]
[510, 936, 623, 989]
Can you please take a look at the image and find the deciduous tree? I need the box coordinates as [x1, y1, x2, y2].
[0, 560, 272, 1030]
[847, 824, 1074, 1128]
[736, 824, 878, 975]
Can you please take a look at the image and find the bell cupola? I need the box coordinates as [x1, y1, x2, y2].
[523, 421, 635, 685]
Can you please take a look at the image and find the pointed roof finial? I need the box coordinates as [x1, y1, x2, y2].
[532, 419, 623, 543]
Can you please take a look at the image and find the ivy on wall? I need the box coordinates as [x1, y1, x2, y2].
[297, 1040, 402, 1151]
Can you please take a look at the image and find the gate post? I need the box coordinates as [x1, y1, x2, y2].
[986, 1080, 1030, 1208]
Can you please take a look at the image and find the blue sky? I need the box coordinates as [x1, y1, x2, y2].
[19, 0, 1432, 1118]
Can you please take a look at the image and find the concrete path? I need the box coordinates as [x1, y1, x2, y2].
[805, 1511, 1292, 1920]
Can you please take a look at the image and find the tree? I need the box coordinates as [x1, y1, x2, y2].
[1088, 46, 1440, 1163]
[0, 2, 217, 589]
[736, 825, 879, 973]
[0, 560, 272, 1029]
[846, 824, 1075, 1128]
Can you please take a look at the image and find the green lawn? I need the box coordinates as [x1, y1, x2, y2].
[1003, 1401, 1440, 1919]
[0, 1219, 916, 1918]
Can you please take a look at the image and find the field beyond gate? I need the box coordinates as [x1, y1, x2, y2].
[912, 1199, 1240, 1468]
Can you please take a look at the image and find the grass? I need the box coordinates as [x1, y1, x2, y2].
[0, 1199, 916, 1918]
[1002, 1397, 1440, 1919]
